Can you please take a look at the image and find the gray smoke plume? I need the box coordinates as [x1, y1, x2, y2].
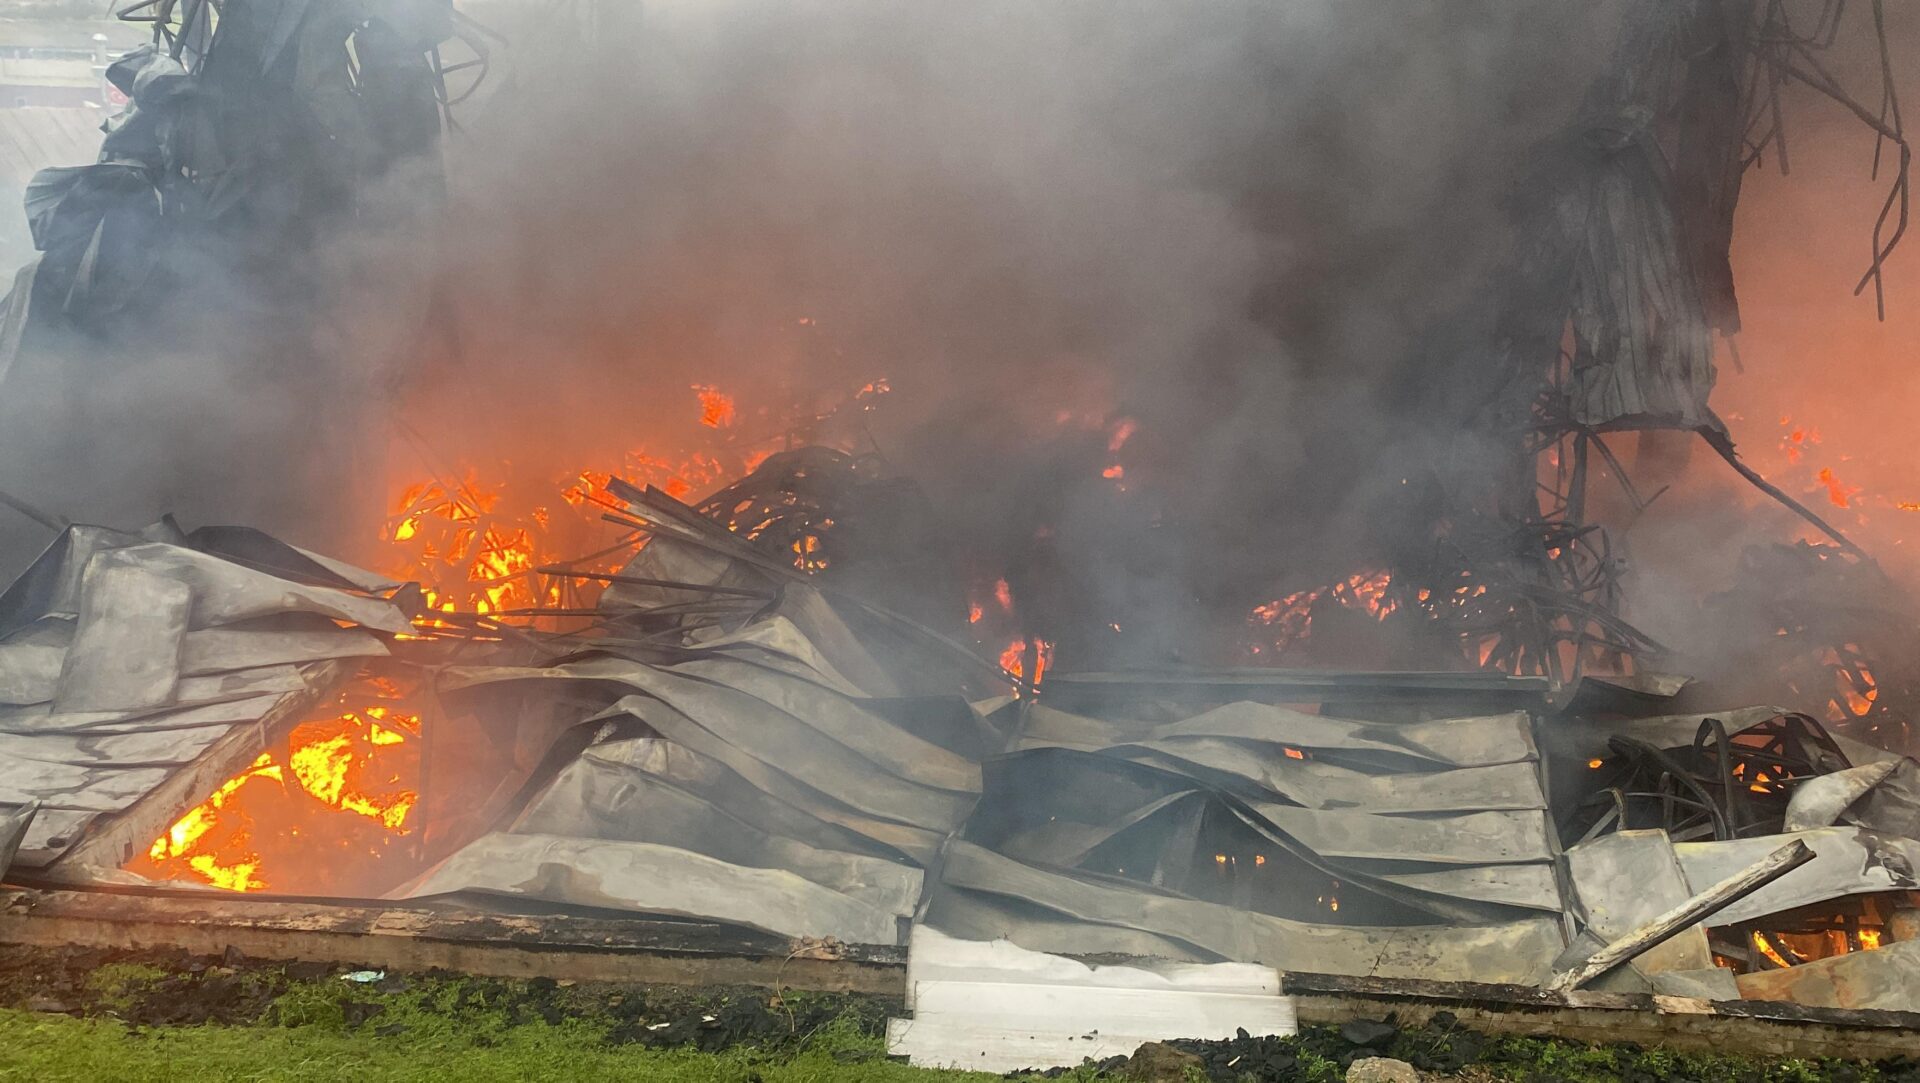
[13, 0, 1888, 671]
[374, 0, 1631, 664]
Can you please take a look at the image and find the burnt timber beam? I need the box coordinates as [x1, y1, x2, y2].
[0, 887, 906, 996]
[1282, 972, 1920, 1062]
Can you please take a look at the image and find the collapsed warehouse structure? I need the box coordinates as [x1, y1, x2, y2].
[6, 468, 1920, 1068]
[5, 0, 1920, 1072]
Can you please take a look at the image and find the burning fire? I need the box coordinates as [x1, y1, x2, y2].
[1816, 467, 1861, 510]
[133, 378, 917, 893]
[383, 385, 748, 622]
[694, 384, 736, 429]
[139, 754, 282, 891]
[133, 680, 423, 893]
[1248, 570, 1395, 656]
[1000, 637, 1055, 686]
[1103, 417, 1135, 485]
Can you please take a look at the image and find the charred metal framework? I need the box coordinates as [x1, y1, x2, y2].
[1370, 1, 1918, 715]
[1572, 713, 1851, 844]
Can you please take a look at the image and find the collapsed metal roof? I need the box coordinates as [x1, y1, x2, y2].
[1, 479, 1917, 1014]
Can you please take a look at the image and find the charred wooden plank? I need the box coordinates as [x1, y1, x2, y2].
[0, 886, 904, 994]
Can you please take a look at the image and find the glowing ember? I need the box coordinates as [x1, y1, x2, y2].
[1780, 418, 1820, 464]
[1816, 467, 1861, 510]
[790, 531, 830, 573]
[992, 578, 1014, 612]
[1100, 418, 1136, 486]
[287, 705, 420, 831]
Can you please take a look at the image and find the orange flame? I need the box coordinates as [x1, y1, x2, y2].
[693, 384, 736, 429]
[1780, 419, 1821, 464]
[1249, 569, 1394, 655]
[993, 579, 1014, 612]
[138, 379, 891, 894]
[133, 686, 423, 893]
[1000, 637, 1055, 685]
[1816, 467, 1861, 510]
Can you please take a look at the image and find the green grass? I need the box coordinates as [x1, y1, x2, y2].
[0, 965, 1137, 1083]
[0, 1005, 1011, 1083]
[1, 954, 1906, 1083]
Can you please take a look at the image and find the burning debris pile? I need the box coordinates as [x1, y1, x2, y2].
[8, 1, 1920, 1067]
[0, 524, 409, 880]
[2, 447, 1920, 1022]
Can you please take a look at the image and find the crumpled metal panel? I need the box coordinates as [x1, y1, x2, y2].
[403, 832, 905, 946]
[1848, 759, 1920, 841]
[969, 693, 1562, 930]
[415, 608, 988, 942]
[1023, 702, 1536, 769]
[90, 543, 409, 634]
[0, 689, 289, 738]
[936, 841, 1563, 983]
[1675, 827, 1920, 927]
[1564, 829, 1716, 988]
[509, 737, 923, 919]
[577, 735, 906, 861]
[0, 799, 36, 878]
[1, 622, 388, 709]
[593, 696, 946, 865]
[921, 879, 1214, 963]
[1245, 802, 1553, 865]
[54, 559, 190, 712]
[685, 615, 871, 699]
[422, 613, 987, 942]
[1370, 864, 1563, 912]
[0, 527, 396, 866]
[0, 526, 143, 638]
[0, 624, 63, 706]
[440, 653, 981, 825]
[1784, 760, 1904, 832]
[1734, 938, 1920, 1011]
[1117, 740, 1546, 813]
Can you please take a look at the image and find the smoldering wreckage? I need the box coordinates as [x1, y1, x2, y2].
[4, 0, 1920, 1075]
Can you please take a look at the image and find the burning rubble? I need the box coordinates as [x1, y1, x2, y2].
[7, 1, 1920, 1071]
[5, 435, 1920, 1015]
